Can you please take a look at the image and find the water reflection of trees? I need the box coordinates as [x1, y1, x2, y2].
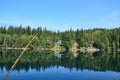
[0, 50, 120, 72]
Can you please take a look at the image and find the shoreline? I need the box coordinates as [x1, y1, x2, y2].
[1, 47, 120, 52]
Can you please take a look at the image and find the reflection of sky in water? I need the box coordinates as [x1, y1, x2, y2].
[1, 66, 120, 80]
[55, 54, 62, 58]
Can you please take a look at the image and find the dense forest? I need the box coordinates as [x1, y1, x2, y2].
[0, 25, 120, 51]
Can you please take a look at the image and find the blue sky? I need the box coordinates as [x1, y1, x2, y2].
[0, 0, 120, 31]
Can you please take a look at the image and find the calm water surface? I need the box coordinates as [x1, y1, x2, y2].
[0, 50, 120, 80]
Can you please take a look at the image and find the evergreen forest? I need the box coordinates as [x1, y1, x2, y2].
[0, 25, 120, 51]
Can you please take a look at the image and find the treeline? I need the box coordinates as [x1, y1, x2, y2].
[0, 25, 120, 51]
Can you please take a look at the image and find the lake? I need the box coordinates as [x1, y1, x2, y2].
[0, 50, 120, 80]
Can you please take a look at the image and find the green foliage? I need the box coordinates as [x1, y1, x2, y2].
[0, 25, 120, 51]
